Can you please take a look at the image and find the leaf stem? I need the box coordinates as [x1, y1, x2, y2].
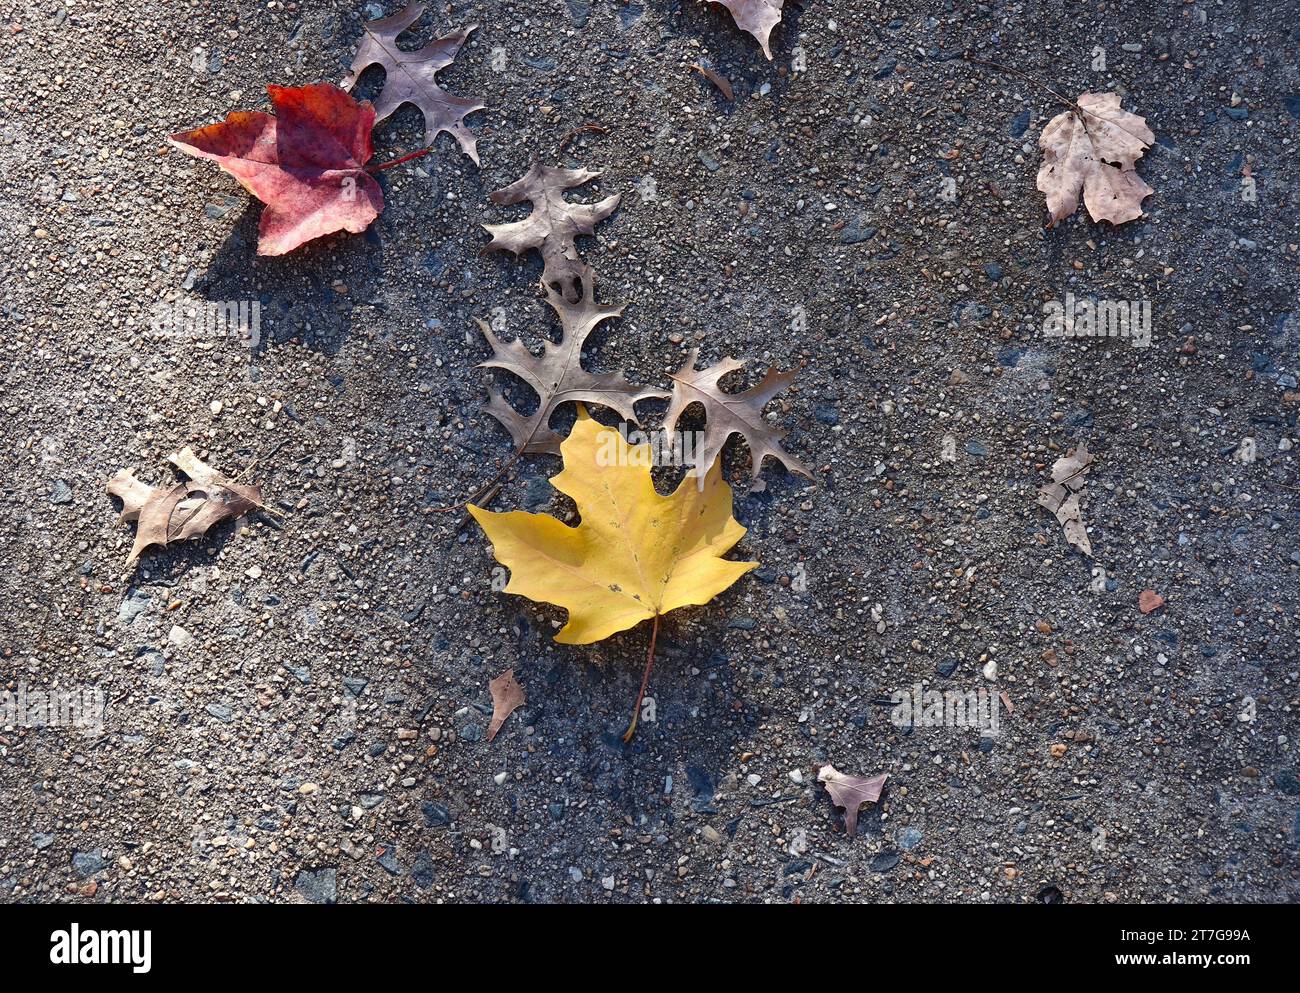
[367, 147, 434, 172]
[621, 613, 660, 743]
[431, 445, 525, 513]
[961, 54, 1079, 113]
[557, 121, 607, 155]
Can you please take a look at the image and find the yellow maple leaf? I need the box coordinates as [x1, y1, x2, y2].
[468, 408, 757, 737]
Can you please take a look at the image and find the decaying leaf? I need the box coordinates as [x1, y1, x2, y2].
[486, 668, 526, 742]
[478, 276, 666, 455]
[665, 348, 811, 480]
[468, 407, 757, 645]
[817, 764, 887, 837]
[170, 83, 384, 256]
[689, 63, 734, 101]
[483, 164, 621, 302]
[106, 448, 263, 566]
[1138, 589, 1164, 614]
[1036, 442, 1095, 556]
[710, 0, 784, 60]
[1037, 92, 1155, 226]
[341, 2, 484, 163]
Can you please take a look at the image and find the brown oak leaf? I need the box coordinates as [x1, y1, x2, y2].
[817, 764, 887, 837]
[1037, 92, 1154, 226]
[341, 2, 484, 163]
[664, 348, 811, 481]
[1036, 442, 1095, 556]
[483, 164, 621, 303]
[710, 0, 784, 60]
[486, 668, 526, 742]
[478, 276, 666, 455]
[106, 448, 263, 566]
[170, 83, 384, 256]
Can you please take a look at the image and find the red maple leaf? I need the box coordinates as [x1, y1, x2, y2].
[170, 83, 385, 256]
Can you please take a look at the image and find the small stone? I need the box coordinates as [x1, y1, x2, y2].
[871, 851, 902, 873]
[1050, 743, 1068, 759]
[209, 400, 223, 416]
[71, 851, 105, 878]
[49, 480, 73, 504]
[701, 825, 722, 844]
[205, 703, 233, 723]
[896, 826, 923, 851]
[168, 625, 192, 648]
[294, 867, 337, 904]
[421, 801, 451, 827]
[376, 844, 402, 875]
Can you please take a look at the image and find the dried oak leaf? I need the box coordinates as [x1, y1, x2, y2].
[341, 2, 483, 163]
[710, 0, 784, 60]
[1036, 442, 1095, 556]
[664, 348, 811, 481]
[106, 448, 263, 566]
[1037, 92, 1154, 226]
[170, 83, 383, 256]
[486, 668, 526, 742]
[817, 764, 887, 837]
[478, 276, 666, 455]
[469, 408, 756, 644]
[483, 164, 621, 303]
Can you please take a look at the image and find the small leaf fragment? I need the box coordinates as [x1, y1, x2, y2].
[1036, 442, 1095, 556]
[1138, 589, 1164, 614]
[817, 764, 887, 837]
[689, 63, 734, 101]
[487, 669, 526, 742]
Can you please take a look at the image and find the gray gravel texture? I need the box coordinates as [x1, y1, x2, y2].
[2, 0, 1299, 904]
